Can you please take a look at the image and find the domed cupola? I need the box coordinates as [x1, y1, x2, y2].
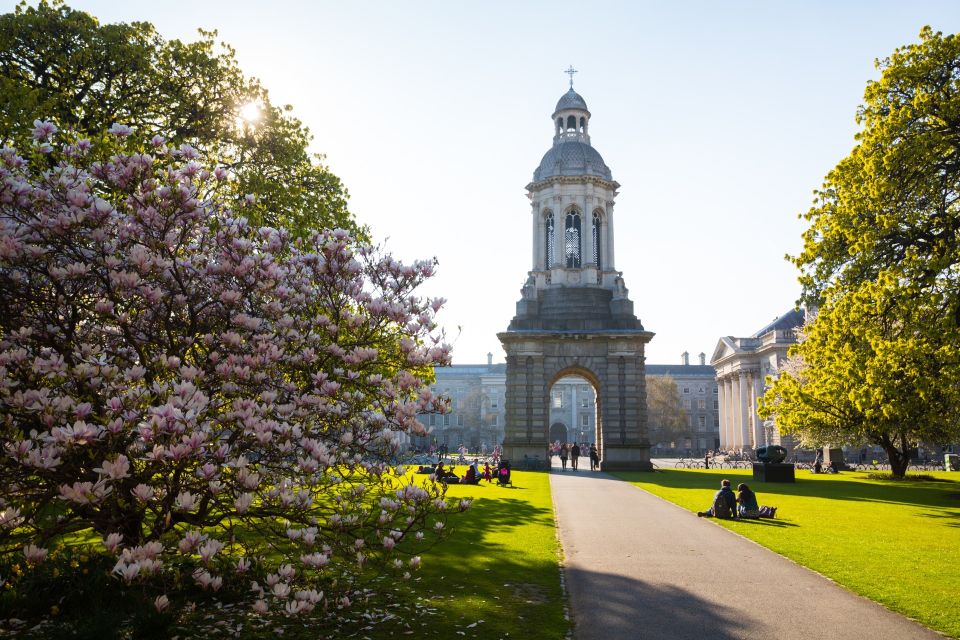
[533, 68, 613, 183]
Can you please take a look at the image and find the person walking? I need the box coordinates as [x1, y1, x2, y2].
[589, 443, 599, 471]
[571, 442, 581, 470]
[559, 443, 569, 471]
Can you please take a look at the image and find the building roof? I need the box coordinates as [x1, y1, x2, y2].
[646, 364, 716, 378]
[533, 140, 612, 182]
[554, 88, 589, 113]
[751, 308, 805, 338]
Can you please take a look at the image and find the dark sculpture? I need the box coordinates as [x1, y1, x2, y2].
[755, 445, 787, 464]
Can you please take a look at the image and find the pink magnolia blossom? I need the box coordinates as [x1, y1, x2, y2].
[23, 544, 48, 564]
[0, 124, 455, 622]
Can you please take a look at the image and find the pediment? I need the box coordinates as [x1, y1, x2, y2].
[710, 337, 739, 365]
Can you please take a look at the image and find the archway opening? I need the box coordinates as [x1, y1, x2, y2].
[547, 373, 599, 469]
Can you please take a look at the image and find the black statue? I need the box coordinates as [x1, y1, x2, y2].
[756, 445, 787, 464]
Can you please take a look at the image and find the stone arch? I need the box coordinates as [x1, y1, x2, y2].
[547, 364, 603, 453]
[499, 333, 653, 471]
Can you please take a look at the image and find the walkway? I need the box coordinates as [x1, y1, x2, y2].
[550, 468, 941, 640]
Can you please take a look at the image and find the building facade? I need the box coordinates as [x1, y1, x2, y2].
[415, 352, 719, 456]
[648, 352, 720, 456]
[711, 309, 805, 453]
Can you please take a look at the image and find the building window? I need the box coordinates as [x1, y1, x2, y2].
[491, 415, 498, 427]
[565, 210, 581, 268]
[592, 210, 602, 268]
[581, 414, 589, 426]
[698, 399, 706, 410]
[714, 400, 719, 409]
[698, 415, 706, 430]
[544, 212, 554, 269]
[429, 414, 436, 427]
[553, 391, 563, 409]
[698, 385, 705, 394]
[457, 415, 464, 427]
[714, 417, 720, 427]
[714, 387, 718, 394]
[443, 414, 450, 426]
[683, 387, 690, 394]
[580, 398, 589, 408]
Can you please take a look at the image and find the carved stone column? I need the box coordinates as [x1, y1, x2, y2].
[716, 376, 728, 449]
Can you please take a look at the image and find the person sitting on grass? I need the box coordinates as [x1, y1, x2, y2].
[736, 483, 778, 519]
[463, 462, 479, 485]
[434, 462, 459, 483]
[697, 479, 737, 519]
[736, 483, 761, 518]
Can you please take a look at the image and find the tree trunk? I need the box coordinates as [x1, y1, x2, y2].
[877, 432, 910, 479]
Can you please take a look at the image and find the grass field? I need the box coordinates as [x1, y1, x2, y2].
[616, 468, 960, 639]
[0, 469, 566, 639]
[393, 469, 567, 640]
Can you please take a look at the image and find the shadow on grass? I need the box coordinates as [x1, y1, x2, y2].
[566, 568, 756, 639]
[616, 469, 960, 512]
[408, 485, 565, 639]
[918, 510, 960, 527]
[730, 517, 799, 528]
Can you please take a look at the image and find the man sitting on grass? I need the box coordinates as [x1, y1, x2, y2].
[697, 479, 737, 519]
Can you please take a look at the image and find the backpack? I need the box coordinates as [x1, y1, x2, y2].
[712, 490, 733, 519]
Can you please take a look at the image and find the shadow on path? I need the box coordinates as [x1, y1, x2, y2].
[567, 568, 753, 640]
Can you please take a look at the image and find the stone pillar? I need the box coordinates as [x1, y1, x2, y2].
[729, 374, 741, 449]
[533, 205, 542, 270]
[717, 376, 728, 448]
[570, 384, 577, 441]
[726, 377, 737, 449]
[606, 201, 616, 270]
[752, 372, 765, 448]
[582, 196, 594, 265]
[555, 201, 566, 268]
[738, 371, 750, 451]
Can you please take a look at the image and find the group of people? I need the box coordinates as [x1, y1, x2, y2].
[553, 442, 601, 471]
[697, 479, 777, 519]
[431, 458, 511, 486]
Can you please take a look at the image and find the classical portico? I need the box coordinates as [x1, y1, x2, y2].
[712, 309, 805, 452]
[499, 78, 654, 471]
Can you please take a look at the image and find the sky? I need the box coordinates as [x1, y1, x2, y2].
[12, 1, 960, 365]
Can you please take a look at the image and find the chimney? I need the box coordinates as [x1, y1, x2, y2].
[681, 351, 689, 366]
[487, 352, 493, 366]
[699, 352, 706, 366]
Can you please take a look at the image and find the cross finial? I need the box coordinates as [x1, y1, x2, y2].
[565, 65, 578, 89]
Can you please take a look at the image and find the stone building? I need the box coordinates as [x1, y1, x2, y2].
[648, 351, 720, 456]
[415, 351, 719, 457]
[711, 309, 805, 452]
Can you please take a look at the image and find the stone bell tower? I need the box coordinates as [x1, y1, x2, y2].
[498, 72, 654, 471]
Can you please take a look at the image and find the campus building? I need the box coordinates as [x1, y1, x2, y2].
[711, 308, 805, 452]
[414, 352, 719, 456]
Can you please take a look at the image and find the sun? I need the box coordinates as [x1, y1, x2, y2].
[238, 101, 261, 125]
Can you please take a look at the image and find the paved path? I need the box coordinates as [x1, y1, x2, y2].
[550, 469, 941, 640]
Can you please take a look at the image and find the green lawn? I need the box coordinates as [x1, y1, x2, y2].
[401, 470, 567, 640]
[616, 468, 960, 639]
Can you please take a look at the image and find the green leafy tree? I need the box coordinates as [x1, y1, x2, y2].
[646, 376, 688, 449]
[761, 28, 960, 478]
[0, 0, 357, 237]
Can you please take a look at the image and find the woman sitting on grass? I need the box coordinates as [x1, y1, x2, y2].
[737, 483, 777, 519]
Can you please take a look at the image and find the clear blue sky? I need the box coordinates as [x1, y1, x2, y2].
[12, 1, 960, 365]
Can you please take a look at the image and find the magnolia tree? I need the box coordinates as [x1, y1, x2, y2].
[0, 120, 462, 624]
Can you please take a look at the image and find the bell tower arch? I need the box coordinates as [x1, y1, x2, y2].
[499, 76, 654, 471]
